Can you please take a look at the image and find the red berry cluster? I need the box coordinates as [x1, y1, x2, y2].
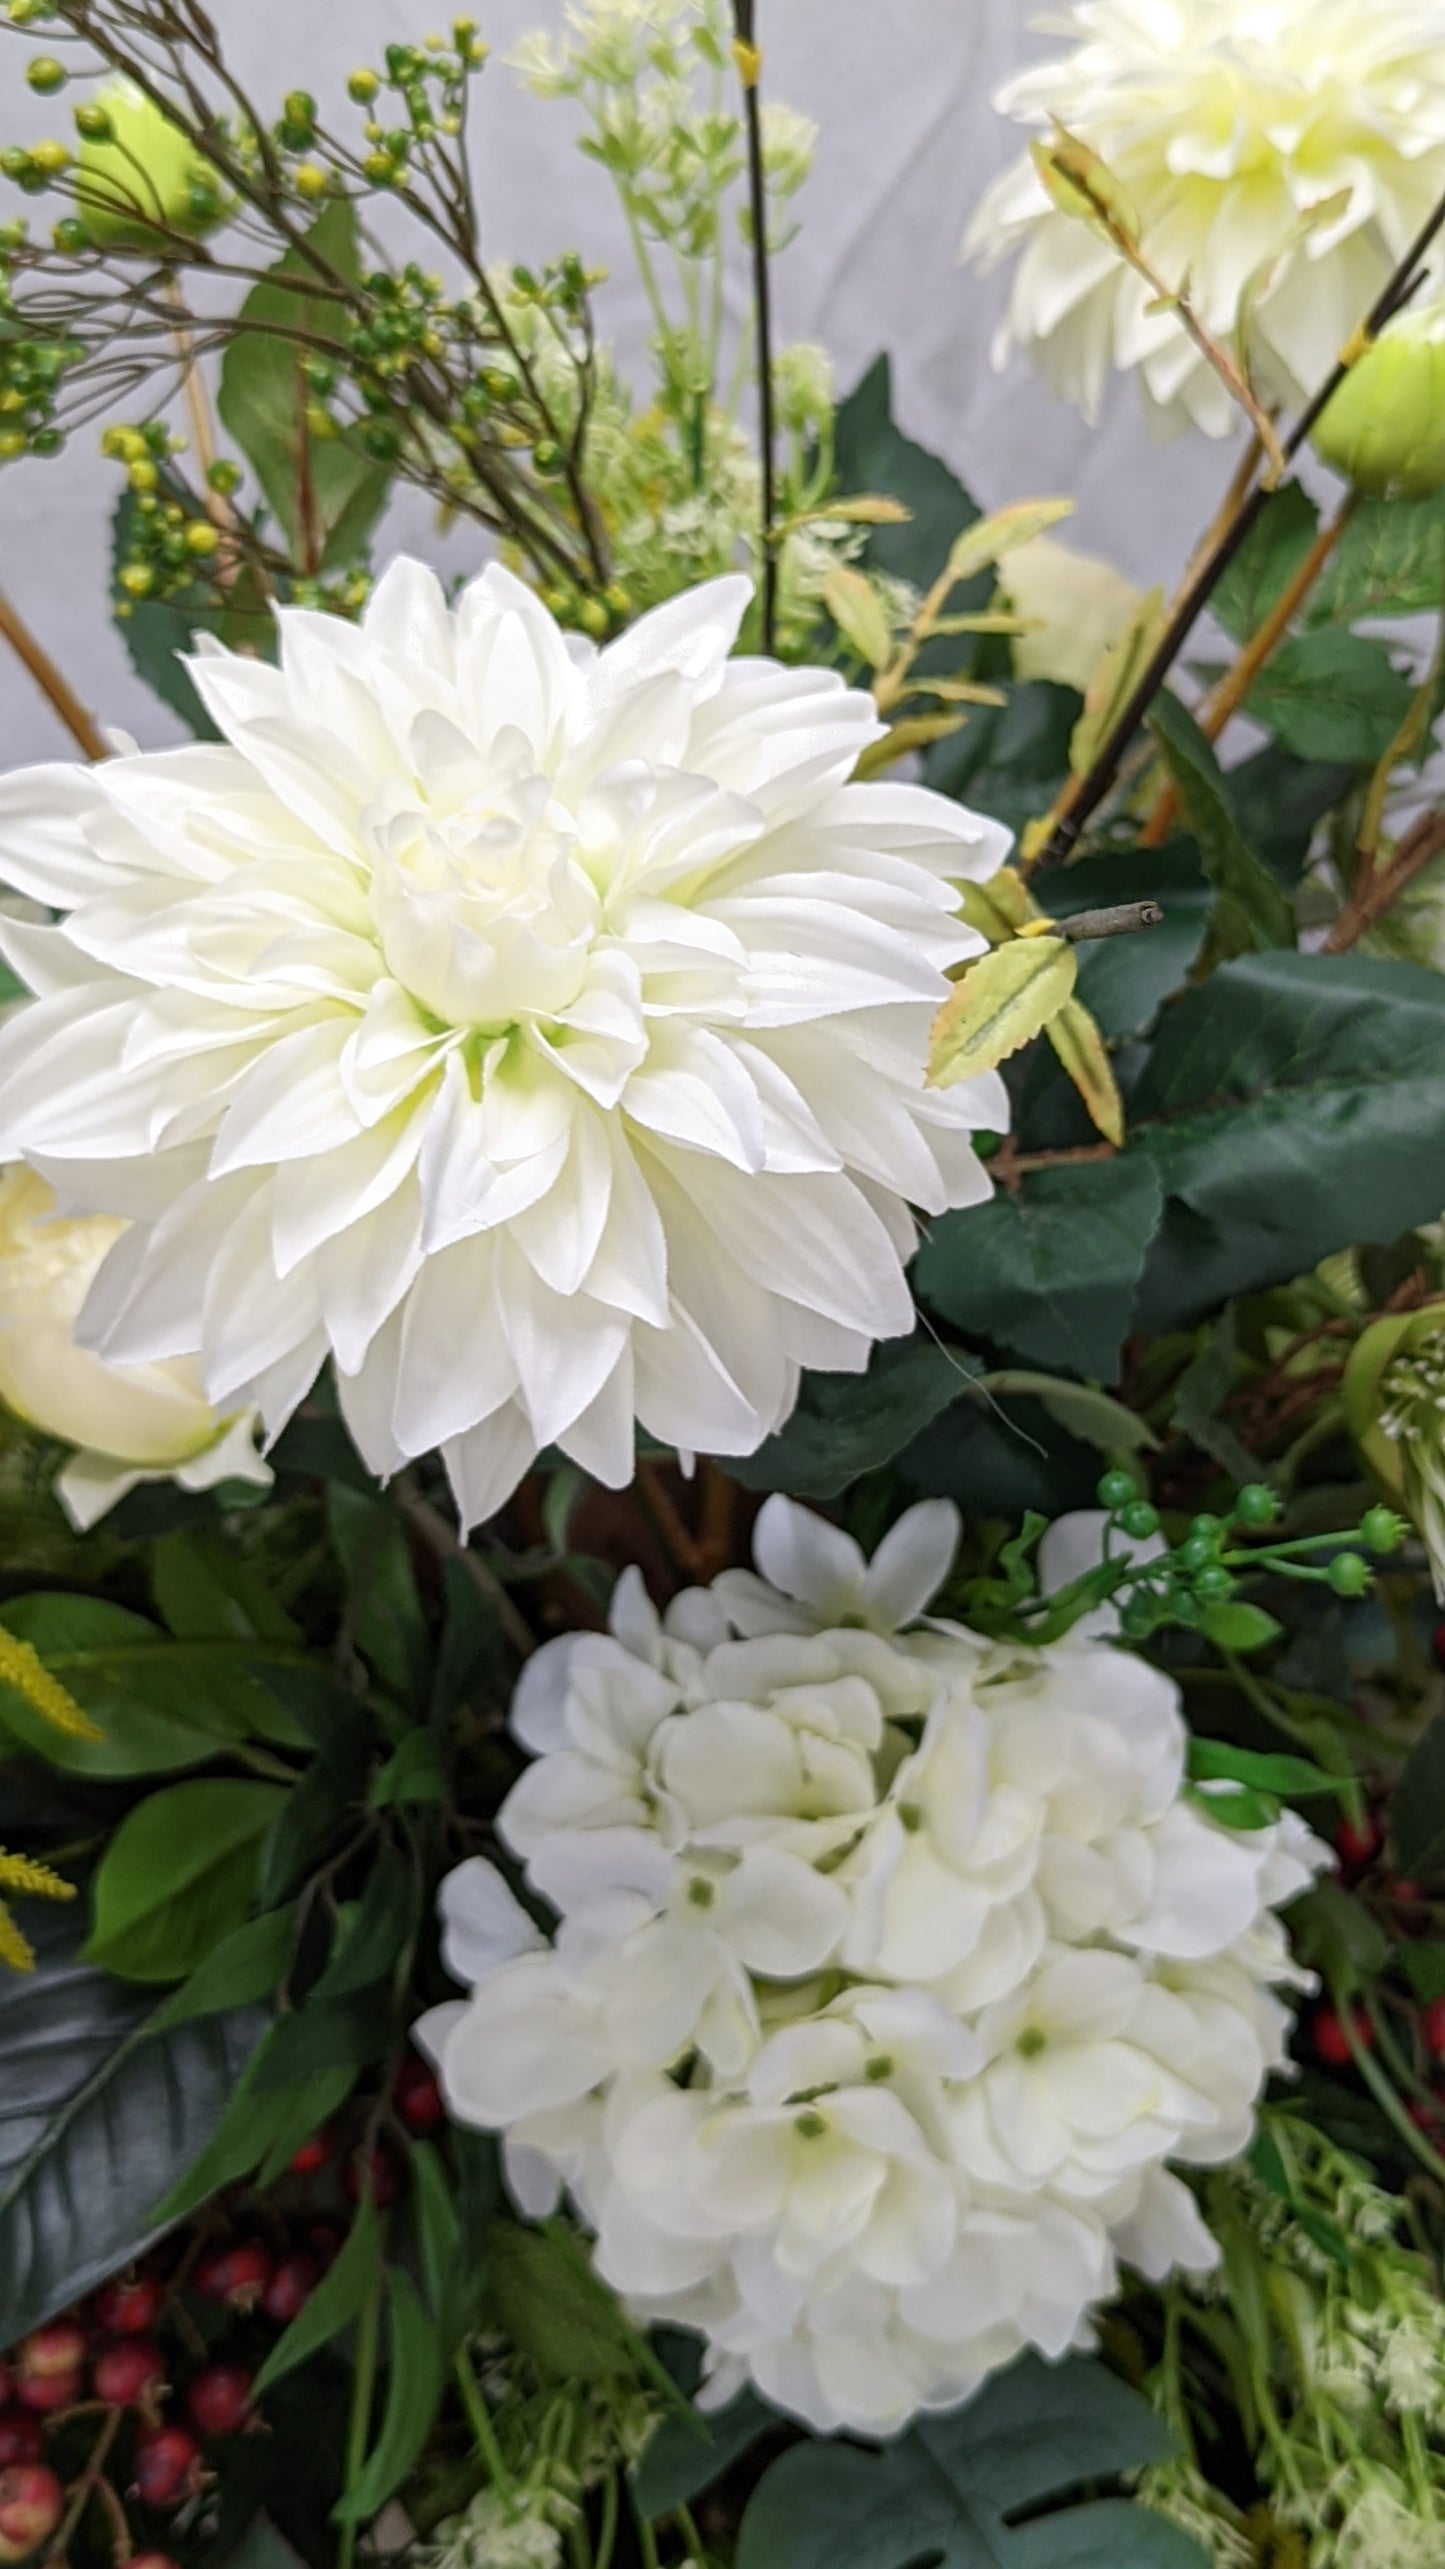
[1306, 1807, 1445, 2126]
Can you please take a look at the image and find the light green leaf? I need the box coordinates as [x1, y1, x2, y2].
[334, 2269, 446, 2522]
[1197, 1603, 1285, 1655]
[86, 1780, 286, 1984]
[152, 1908, 295, 2030]
[976, 1371, 1157, 1453]
[1189, 1739, 1338, 1797]
[822, 564, 894, 668]
[943, 496, 1073, 589]
[929, 937, 1077, 1085]
[0, 1596, 268, 1776]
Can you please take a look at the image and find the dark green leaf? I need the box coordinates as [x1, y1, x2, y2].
[0, 1595, 272, 1775]
[632, 2389, 774, 2520]
[218, 202, 390, 574]
[153, 1529, 302, 1646]
[255, 1708, 368, 1908]
[1226, 745, 1359, 887]
[85, 1779, 286, 1982]
[250, 1993, 389, 2094]
[917, 1158, 1164, 1382]
[1401, 1943, 1445, 2003]
[724, 1338, 976, 1500]
[1048, 847, 1210, 1039]
[736, 2356, 1203, 2569]
[925, 681, 1078, 837]
[215, 2516, 311, 2569]
[310, 1846, 416, 2000]
[1213, 482, 1319, 641]
[253, 2196, 384, 2398]
[1392, 1715, 1445, 1886]
[326, 1485, 430, 1702]
[1130, 952, 1445, 1270]
[334, 2269, 446, 2522]
[153, 1907, 295, 2029]
[151, 2029, 355, 2223]
[1149, 693, 1295, 957]
[410, 2140, 469, 2337]
[1171, 1310, 1263, 1486]
[371, 1730, 448, 1807]
[1312, 490, 1445, 624]
[833, 354, 979, 595]
[1288, 1879, 1391, 1989]
[1246, 628, 1413, 765]
[0, 1895, 264, 2342]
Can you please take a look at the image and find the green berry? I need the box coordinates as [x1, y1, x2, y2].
[1120, 1500, 1159, 1540]
[1189, 1513, 1224, 1541]
[1177, 1534, 1216, 1574]
[1194, 1564, 1233, 1602]
[1234, 1482, 1281, 1528]
[26, 56, 66, 95]
[348, 69, 380, 104]
[51, 214, 87, 252]
[0, 426, 27, 459]
[28, 424, 60, 454]
[1170, 1589, 1204, 1627]
[1096, 1471, 1135, 1512]
[1360, 1505, 1405, 1556]
[206, 457, 240, 496]
[1327, 1551, 1372, 1598]
[184, 518, 219, 556]
[72, 102, 112, 142]
[1120, 1596, 1155, 1639]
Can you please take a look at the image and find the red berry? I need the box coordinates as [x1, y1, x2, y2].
[0, 2425, 41, 2473]
[93, 2274, 162, 2337]
[92, 2339, 167, 2411]
[1408, 2097, 1444, 2131]
[260, 2254, 319, 2326]
[128, 2555, 184, 2569]
[193, 2242, 271, 2312]
[1311, 2005, 1374, 2067]
[0, 2465, 64, 2562]
[132, 2426, 203, 2509]
[343, 2144, 401, 2209]
[1333, 1813, 1382, 1874]
[393, 2055, 445, 2135]
[288, 2125, 336, 2177]
[18, 2328, 84, 2388]
[185, 2366, 254, 2439]
[1433, 1618, 1445, 1672]
[0, 2376, 9, 2414]
[1422, 1997, 1445, 2060]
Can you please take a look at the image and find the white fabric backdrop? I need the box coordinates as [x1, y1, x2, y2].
[0, 0, 1237, 761]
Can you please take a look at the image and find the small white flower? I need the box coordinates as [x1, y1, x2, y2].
[713, 1491, 963, 1636]
[966, 0, 1445, 438]
[0, 566, 1010, 1531]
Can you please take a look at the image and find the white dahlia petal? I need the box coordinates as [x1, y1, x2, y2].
[0, 564, 1007, 1524]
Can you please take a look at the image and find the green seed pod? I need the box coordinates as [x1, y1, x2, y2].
[75, 79, 226, 248]
[1314, 302, 1445, 501]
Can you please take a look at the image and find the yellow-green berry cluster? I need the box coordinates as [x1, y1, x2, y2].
[347, 21, 489, 192]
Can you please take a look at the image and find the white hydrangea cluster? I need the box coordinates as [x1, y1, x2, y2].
[420, 1499, 1325, 2438]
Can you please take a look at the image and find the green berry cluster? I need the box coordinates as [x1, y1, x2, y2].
[103, 422, 228, 608]
[345, 21, 489, 192]
[1090, 1472, 1408, 1641]
[0, 232, 77, 459]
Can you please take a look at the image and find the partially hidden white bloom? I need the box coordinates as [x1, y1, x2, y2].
[965, 0, 1445, 437]
[0, 1163, 268, 1529]
[419, 1495, 1327, 2436]
[0, 563, 1011, 1529]
[999, 535, 1145, 696]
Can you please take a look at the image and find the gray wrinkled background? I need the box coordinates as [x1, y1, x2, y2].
[0, 0, 1236, 762]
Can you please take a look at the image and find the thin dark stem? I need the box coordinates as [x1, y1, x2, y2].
[733, 1, 777, 653]
[1035, 180, 1445, 869]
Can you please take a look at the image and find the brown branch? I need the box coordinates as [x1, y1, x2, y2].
[0, 590, 108, 761]
[1323, 808, 1445, 953]
[396, 1481, 537, 1659]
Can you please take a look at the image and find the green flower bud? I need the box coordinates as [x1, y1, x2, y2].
[25, 56, 66, 95]
[1234, 1482, 1281, 1528]
[1360, 1504, 1407, 1556]
[1327, 1550, 1372, 1599]
[72, 102, 112, 143]
[1119, 1499, 1159, 1540]
[206, 457, 240, 496]
[1095, 1469, 1134, 1512]
[1314, 302, 1445, 501]
[293, 163, 327, 201]
[75, 80, 226, 248]
[348, 69, 380, 104]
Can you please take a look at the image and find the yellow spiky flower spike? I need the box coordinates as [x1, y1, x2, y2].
[0, 1847, 77, 1973]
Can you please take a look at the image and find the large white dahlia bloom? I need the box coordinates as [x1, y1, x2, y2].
[0, 564, 1010, 1527]
[966, 0, 1445, 437]
[419, 1496, 1326, 2437]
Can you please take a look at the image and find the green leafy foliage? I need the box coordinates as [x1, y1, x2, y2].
[833, 354, 979, 595]
[1312, 490, 1445, 624]
[85, 1778, 286, 1982]
[633, 2388, 776, 2518]
[735, 2356, 1205, 2569]
[1148, 693, 1296, 956]
[333, 2269, 445, 2521]
[109, 490, 224, 737]
[0, 1592, 306, 1774]
[727, 1337, 976, 1499]
[254, 2198, 383, 2398]
[917, 1159, 1164, 1382]
[218, 201, 390, 574]
[1392, 1716, 1445, 1886]
[1244, 628, 1413, 765]
[0, 1892, 264, 2341]
[487, 2222, 640, 2385]
[1213, 481, 1320, 642]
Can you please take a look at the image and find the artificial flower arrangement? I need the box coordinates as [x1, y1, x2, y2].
[10, 4, 1445, 2569]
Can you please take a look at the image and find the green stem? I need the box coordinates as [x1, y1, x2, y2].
[1335, 1988, 1445, 2188]
[337, 2260, 383, 2569]
[594, 2472, 620, 2569]
[674, 2503, 706, 2561]
[454, 2347, 515, 2502]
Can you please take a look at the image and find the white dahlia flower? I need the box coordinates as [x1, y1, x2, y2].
[966, 0, 1445, 437]
[0, 564, 1011, 1527]
[418, 1495, 1327, 2437]
[0, 1163, 268, 1528]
